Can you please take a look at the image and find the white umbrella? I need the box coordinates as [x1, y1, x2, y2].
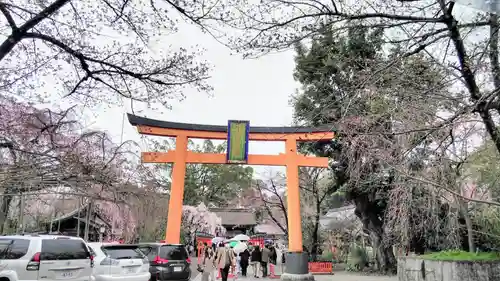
[232, 234, 250, 241]
[233, 242, 248, 254]
[212, 237, 225, 245]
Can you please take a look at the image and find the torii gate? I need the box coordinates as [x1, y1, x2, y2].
[128, 114, 334, 280]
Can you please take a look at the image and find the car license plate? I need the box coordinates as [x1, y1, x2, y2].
[174, 267, 182, 272]
[58, 270, 75, 279]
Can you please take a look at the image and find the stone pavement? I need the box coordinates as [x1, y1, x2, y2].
[189, 257, 397, 281]
[191, 270, 397, 281]
[190, 256, 201, 279]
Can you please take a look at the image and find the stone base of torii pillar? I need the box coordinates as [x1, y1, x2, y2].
[281, 252, 314, 281]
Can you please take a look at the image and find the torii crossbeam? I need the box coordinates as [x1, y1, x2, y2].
[128, 114, 335, 280]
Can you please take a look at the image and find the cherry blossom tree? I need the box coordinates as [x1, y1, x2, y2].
[0, 0, 213, 107]
[0, 95, 81, 232]
[0, 95, 145, 234]
[182, 202, 224, 243]
[99, 200, 137, 241]
[131, 178, 170, 242]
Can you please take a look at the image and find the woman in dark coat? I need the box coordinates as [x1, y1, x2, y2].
[239, 248, 250, 277]
[269, 246, 277, 265]
[250, 246, 262, 278]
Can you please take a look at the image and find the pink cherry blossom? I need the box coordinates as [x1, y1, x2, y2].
[99, 200, 137, 241]
[182, 203, 225, 237]
[0, 95, 139, 238]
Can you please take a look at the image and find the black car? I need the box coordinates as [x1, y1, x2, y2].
[136, 243, 191, 281]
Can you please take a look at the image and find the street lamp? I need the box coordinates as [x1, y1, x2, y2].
[99, 226, 105, 242]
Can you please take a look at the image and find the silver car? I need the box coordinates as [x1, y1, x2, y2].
[0, 234, 93, 281]
[87, 242, 150, 281]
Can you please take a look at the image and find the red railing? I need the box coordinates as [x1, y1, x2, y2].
[308, 262, 333, 274]
[248, 236, 265, 248]
[268, 262, 334, 278]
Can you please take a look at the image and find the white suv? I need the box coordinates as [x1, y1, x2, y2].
[0, 234, 93, 281]
[87, 242, 150, 281]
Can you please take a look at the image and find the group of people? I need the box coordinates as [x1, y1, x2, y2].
[238, 242, 278, 278]
[200, 242, 278, 281]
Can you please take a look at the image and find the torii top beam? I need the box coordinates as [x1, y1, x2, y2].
[127, 114, 335, 141]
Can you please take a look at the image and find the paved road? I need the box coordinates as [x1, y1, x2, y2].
[190, 256, 201, 279]
[191, 268, 397, 281]
[315, 272, 397, 281]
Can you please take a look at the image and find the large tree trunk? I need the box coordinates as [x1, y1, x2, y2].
[457, 199, 475, 253]
[354, 197, 397, 274]
[369, 231, 397, 273]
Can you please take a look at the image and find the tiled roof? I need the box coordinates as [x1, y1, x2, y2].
[50, 203, 111, 227]
[255, 223, 285, 235]
[210, 208, 257, 226]
[323, 205, 356, 217]
[319, 205, 358, 230]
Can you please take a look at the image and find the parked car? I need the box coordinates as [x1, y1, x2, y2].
[0, 234, 93, 281]
[136, 243, 191, 281]
[86, 242, 150, 281]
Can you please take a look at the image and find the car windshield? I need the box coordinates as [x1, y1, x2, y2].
[160, 245, 187, 260]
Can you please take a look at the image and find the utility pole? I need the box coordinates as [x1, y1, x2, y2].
[76, 197, 81, 238]
[57, 191, 65, 233]
[84, 200, 92, 241]
[48, 209, 54, 234]
[17, 192, 24, 234]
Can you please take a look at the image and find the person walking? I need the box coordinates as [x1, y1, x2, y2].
[261, 245, 270, 277]
[270, 245, 277, 265]
[189, 243, 195, 256]
[239, 248, 250, 277]
[215, 243, 224, 260]
[202, 247, 216, 281]
[235, 246, 241, 274]
[250, 245, 262, 278]
[215, 243, 236, 281]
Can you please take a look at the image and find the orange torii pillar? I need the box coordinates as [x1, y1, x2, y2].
[127, 114, 334, 281]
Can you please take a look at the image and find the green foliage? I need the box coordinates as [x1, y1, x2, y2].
[346, 244, 369, 271]
[137, 216, 166, 242]
[466, 141, 500, 198]
[301, 217, 325, 251]
[471, 206, 500, 251]
[292, 27, 390, 216]
[463, 142, 500, 251]
[320, 250, 334, 261]
[292, 25, 446, 164]
[420, 250, 500, 261]
[180, 231, 188, 244]
[293, 26, 385, 127]
[326, 189, 347, 209]
[152, 139, 254, 206]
